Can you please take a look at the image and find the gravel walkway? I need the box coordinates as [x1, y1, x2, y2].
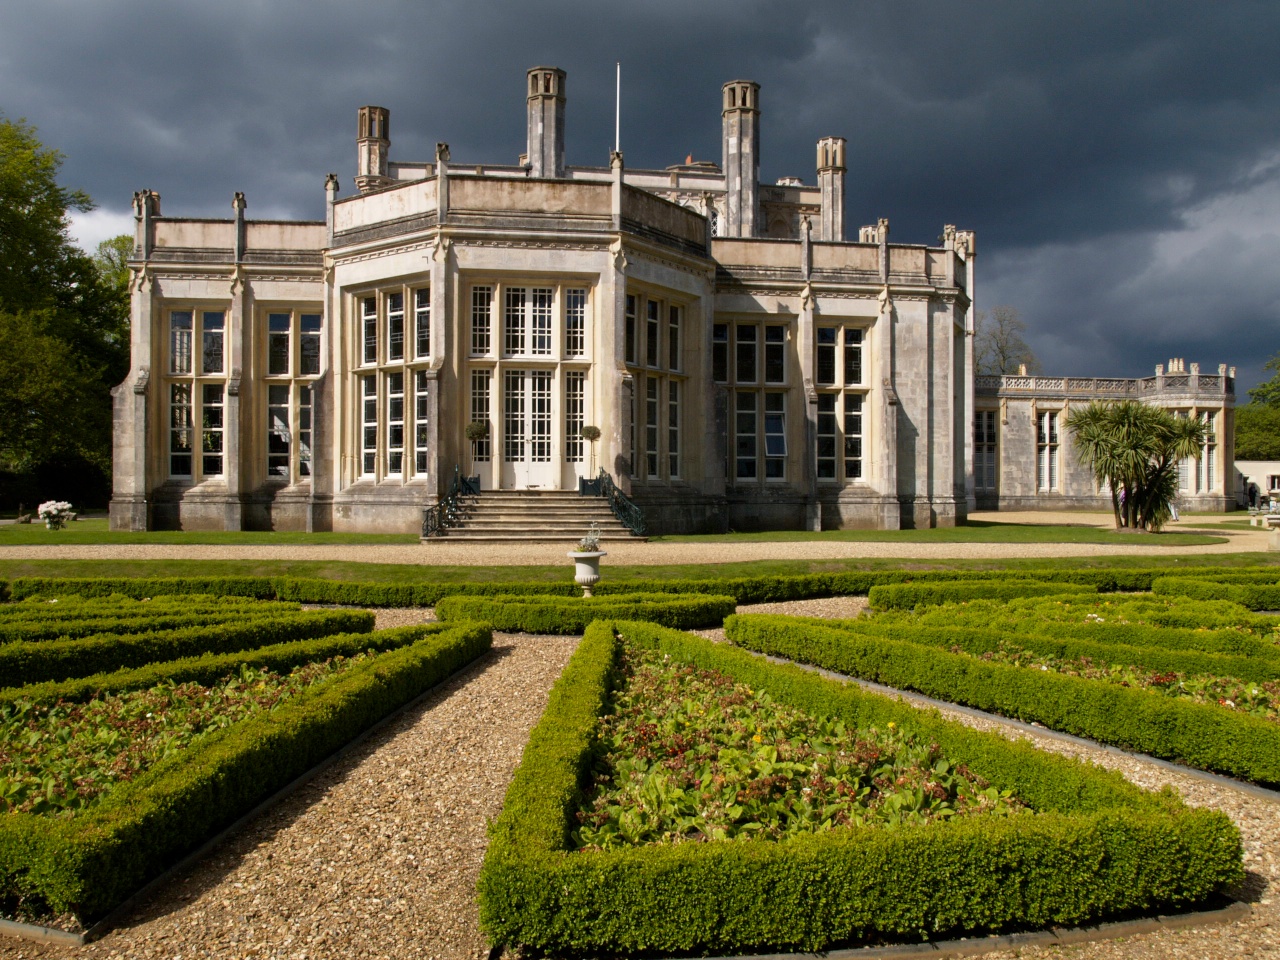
[0, 511, 1269, 566]
[1, 597, 1276, 959]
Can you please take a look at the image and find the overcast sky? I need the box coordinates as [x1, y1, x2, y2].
[5, 1, 1279, 393]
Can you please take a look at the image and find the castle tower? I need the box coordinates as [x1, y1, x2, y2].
[355, 106, 391, 193]
[526, 66, 566, 178]
[816, 136, 846, 242]
[721, 80, 760, 238]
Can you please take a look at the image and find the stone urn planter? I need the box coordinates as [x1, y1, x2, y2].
[567, 550, 607, 597]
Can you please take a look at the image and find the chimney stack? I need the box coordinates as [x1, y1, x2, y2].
[526, 67, 566, 178]
[721, 80, 760, 237]
[356, 106, 391, 193]
[816, 136, 846, 242]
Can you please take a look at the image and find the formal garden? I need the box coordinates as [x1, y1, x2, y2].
[0, 558, 1274, 955]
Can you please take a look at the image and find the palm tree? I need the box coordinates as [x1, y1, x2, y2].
[1066, 400, 1205, 532]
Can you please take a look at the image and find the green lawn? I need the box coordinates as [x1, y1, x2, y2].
[655, 520, 1226, 547]
[2, 518, 1228, 549]
[0, 553, 1274, 586]
[0, 518, 418, 546]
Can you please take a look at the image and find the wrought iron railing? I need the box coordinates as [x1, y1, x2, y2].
[421, 465, 476, 538]
[594, 469, 646, 537]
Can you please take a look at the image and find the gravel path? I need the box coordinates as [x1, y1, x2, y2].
[1, 596, 1276, 959]
[0, 511, 1269, 566]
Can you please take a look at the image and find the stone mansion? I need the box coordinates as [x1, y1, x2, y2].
[109, 67, 1236, 535]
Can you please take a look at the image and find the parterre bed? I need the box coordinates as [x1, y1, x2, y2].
[0, 590, 492, 924]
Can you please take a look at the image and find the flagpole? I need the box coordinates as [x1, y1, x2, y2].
[614, 61, 620, 153]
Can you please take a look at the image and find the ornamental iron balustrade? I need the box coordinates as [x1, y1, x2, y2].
[592, 469, 646, 537]
[422, 465, 477, 538]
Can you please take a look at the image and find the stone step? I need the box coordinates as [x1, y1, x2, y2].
[424, 490, 645, 542]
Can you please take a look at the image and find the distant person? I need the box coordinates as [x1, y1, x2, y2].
[1249, 483, 1259, 508]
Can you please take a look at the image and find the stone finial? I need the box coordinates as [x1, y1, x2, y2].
[876, 218, 890, 243]
[943, 224, 957, 244]
[436, 142, 450, 164]
[610, 149, 624, 170]
[325, 173, 340, 194]
[232, 192, 246, 212]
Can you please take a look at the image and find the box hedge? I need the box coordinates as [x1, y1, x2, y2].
[800, 617, 1280, 685]
[477, 620, 1241, 956]
[725, 614, 1280, 786]
[0, 609, 375, 688]
[867, 580, 1096, 611]
[435, 592, 737, 633]
[1152, 577, 1280, 611]
[0, 623, 450, 707]
[0, 620, 492, 920]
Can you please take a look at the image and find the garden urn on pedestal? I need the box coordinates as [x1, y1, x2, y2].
[568, 522, 606, 597]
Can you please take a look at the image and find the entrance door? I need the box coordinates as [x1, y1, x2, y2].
[500, 368, 558, 489]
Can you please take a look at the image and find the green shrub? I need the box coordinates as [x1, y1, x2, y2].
[806, 618, 1280, 685]
[0, 620, 492, 919]
[868, 580, 1096, 611]
[478, 620, 1241, 956]
[435, 592, 736, 634]
[1153, 577, 1280, 611]
[0, 608, 302, 644]
[726, 615, 1280, 786]
[0, 610, 374, 688]
[0, 624, 450, 707]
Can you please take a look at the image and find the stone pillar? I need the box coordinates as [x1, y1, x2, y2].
[355, 106, 391, 193]
[958, 231, 977, 514]
[877, 285, 901, 529]
[110, 190, 161, 531]
[816, 137, 846, 242]
[224, 192, 247, 531]
[435, 142, 450, 223]
[721, 80, 760, 238]
[526, 66, 566, 179]
[324, 173, 339, 246]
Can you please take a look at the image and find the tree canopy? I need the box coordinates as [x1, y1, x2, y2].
[0, 116, 129, 500]
[1066, 400, 1205, 532]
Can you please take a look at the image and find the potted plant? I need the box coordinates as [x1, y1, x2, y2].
[464, 421, 490, 487]
[37, 500, 74, 530]
[567, 521, 606, 597]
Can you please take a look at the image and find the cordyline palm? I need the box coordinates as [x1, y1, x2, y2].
[1066, 401, 1205, 532]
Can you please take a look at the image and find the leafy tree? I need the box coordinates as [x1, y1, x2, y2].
[0, 118, 129, 500]
[1248, 352, 1280, 407]
[974, 305, 1040, 376]
[1066, 401, 1205, 532]
[1235, 403, 1280, 460]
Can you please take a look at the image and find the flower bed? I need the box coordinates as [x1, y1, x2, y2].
[0, 656, 375, 815]
[726, 613, 1280, 786]
[576, 641, 1022, 850]
[435, 592, 736, 634]
[0, 589, 495, 922]
[478, 620, 1242, 956]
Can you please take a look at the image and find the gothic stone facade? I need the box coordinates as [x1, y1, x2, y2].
[110, 67, 979, 534]
[973, 359, 1237, 513]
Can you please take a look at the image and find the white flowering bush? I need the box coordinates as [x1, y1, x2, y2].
[36, 500, 74, 530]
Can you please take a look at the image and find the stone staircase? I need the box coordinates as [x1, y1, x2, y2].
[428, 490, 643, 542]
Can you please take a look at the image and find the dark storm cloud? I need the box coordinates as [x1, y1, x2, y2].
[5, 0, 1279, 389]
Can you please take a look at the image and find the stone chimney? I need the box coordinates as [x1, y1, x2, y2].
[356, 106, 391, 193]
[816, 136, 846, 242]
[526, 67, 566, 178]
[721, 80, 760, 238]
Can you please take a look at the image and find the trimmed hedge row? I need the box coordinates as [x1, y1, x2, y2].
[1153, 577, 1280, 611]
[726, 615, 1280, 786]
[804, 618, 1280, 685]
[0, 623, 450, 707]
[0, 608, 303, 644]
[478, 620, 1242, 956]
[10, 567, 1274, 609]
[0, 609, 375, 688]
[435, 592, 737, 634]
[0, 620, 493, 919]
[896, 594, 1277, 634]
[867, 580, 1096, 611]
